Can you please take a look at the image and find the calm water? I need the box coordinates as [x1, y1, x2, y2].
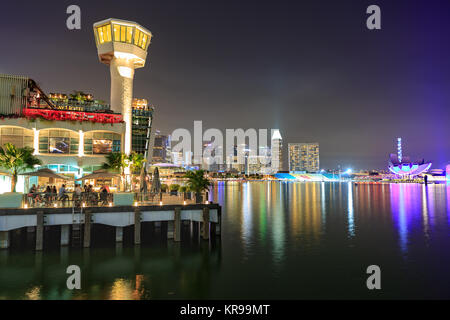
[1, 181, 450, 299]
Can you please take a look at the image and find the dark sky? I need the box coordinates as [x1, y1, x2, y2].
[1, 0, 449, 170]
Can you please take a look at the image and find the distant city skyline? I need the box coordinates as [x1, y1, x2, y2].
[1, 0, 449, 170]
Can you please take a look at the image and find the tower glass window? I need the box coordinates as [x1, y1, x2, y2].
[95, 21, 151, 51]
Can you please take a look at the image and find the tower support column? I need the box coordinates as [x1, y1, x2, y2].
[110, 58, 135, 156]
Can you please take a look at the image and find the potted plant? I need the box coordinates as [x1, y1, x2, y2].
[184, 170, 211, 204]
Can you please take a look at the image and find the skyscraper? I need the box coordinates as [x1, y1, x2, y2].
[288, 143, 320, 173]
[131, 98, 154, 161]
[271, 129, 283, 173]
[151, 130, 171, 164]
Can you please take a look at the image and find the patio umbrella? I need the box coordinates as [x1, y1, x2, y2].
[139, 166, 148, 193]
[75, 169, 120, 181]
[21, 168, 69, 180]
[150, 167, 161, 194]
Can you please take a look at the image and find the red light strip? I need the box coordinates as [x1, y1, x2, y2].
[23, 108, 123, 124]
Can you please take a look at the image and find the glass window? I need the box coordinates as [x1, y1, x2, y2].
[138, 32, 144, 47]
[120, 26, 126, 42]
[105, 24, 112, 42]
[39, 129, 78, 155]
[0, 127, 34, 149]
[84, 132, 121, 155]
[113, 24, 120, 41]
[126, 26, 133, 43]
[141, 34, 147, 49]
[134, 29, 141, 46]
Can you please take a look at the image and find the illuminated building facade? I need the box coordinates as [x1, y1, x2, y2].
[289, 143, 320, 173]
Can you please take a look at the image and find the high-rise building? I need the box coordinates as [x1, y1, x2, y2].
[271, 129, 283, 173]
[131, 98, 154, 162]
[151, 130, 171, 164]
[288, 143, 320, 173]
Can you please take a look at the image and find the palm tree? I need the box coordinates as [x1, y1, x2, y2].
[102, 152, 146, 191]
[129, 152, 146, 174]
[0, 143, 42, 192]
[184, 169, 211, 203]
[102, 152, 127, 190]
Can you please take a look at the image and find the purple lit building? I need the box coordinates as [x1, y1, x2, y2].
[388, 138, 432, 176]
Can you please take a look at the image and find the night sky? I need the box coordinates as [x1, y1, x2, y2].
[1, 0, 449, 170]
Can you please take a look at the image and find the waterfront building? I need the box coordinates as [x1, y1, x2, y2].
[271, 130, 283, 173]
[151, 130, 171, 164]
[288, 143, 320, 173]
[0, 17, 153, 193]
[0, 74, 124, 192]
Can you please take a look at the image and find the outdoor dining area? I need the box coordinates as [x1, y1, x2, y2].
[23, 168, 117, 208]
[13, 166, 205, 209]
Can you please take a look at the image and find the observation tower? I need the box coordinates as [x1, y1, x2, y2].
[93, 18, 152, 155]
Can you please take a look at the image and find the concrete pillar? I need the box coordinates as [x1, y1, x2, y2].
[202, 207, 210, 240]
[0, 231, 10, 249]
[174, 207, 181, 242]
[83, 210, 92, 248]
[116, 227, 124, 242]
[60, 225, 70, 246]
[36, 210, 44, 251]
[215, 207, 222, 236]
[190, 220, 194, 238]
[134, 209, 141, 245]
[167, 221, 174, 239]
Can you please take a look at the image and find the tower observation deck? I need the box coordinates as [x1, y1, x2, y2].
[93, 18, 152, 155]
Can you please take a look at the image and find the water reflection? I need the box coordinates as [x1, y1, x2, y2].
[347, 182, 355, 238]
[1, 182, 450, 299]
[390, 184, 410, 254]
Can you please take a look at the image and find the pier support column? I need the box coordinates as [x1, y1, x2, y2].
[174, 207, 181, 242]
[116, 227, 123, 242]
[0, 231, 9, 249]
[215, 207, 221, 236]
[167, 220, 174, 239]
[190, 220, 194, 238]
[134, 209, 141, 245]
[202, 207, 210, 240]
[60, 225, 70, 246]
[36, 211, 44, 251]
[83, 210, 92, 248]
